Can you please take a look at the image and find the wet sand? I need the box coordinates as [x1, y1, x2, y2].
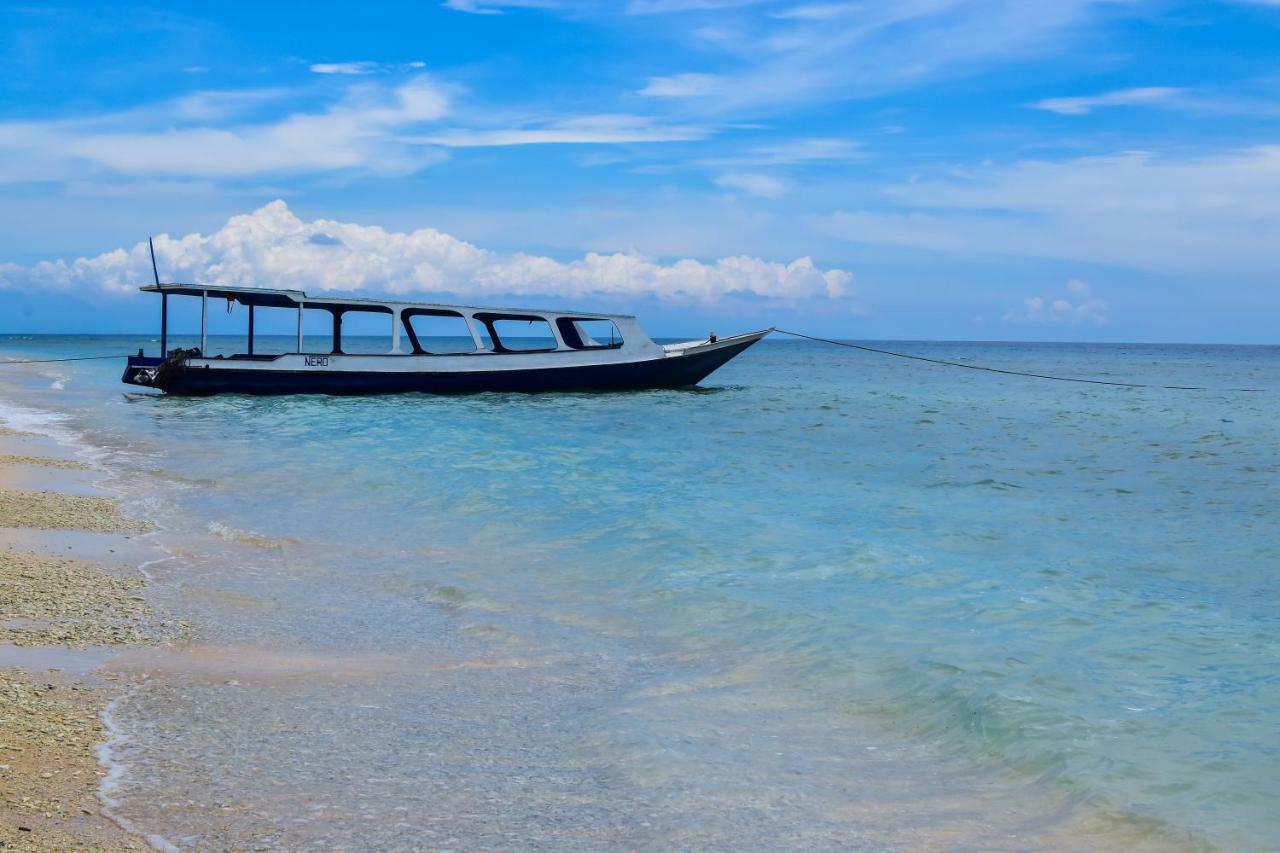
[0, 434, 171, 850]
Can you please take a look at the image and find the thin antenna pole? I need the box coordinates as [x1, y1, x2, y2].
[148, 237, 160, 285]
[151, 237, 166, 358]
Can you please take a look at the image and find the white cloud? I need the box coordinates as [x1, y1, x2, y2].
[699, 137, 862, 167]
[714, 172, 786, 197]
[813, 146, 1280, 275]
[440, 0, 573, 12]
[443, 0, 499, 11]
[411, 114, 708, 146]
[0, 77, 452, 182]
[309, 61, 429, 75]
[627, 0, 770, 12]
[439, 0, 1128, 113]
[1004, 279, 1108, 325]
[0, 200, 853, 304]
[0, 79, 708, 183]
[309, 61, 382, 75]
[1030, 86, 1185, 115]
[770, 2, 860, 20]
[639, 73, 721, 97]
[636, 0, 1130, 113]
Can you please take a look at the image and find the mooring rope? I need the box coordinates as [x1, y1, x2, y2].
[773, 329, 1265, 392]
[0, 336, 1267, 393]
[0, 354, 130, 365]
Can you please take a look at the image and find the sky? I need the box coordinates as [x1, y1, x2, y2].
[1, 0, 1278, 342]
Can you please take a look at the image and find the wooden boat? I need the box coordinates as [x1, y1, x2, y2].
[122, 284, 770, 396]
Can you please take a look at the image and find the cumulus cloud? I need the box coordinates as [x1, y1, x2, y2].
[1004, 279, 1108, 325]
[0, 201, 852, 304]
[1030, 86, 1185, 115]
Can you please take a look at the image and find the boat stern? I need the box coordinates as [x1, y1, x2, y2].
[121, 353, 164, 388]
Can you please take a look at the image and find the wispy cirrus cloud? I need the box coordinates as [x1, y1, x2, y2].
[1029, 86, 1185, 115]
[309, 60, 427, 75]
[0, 77, 453, 182]
[444, 0, 1134, 117]
[769, 2, 860, 20]
[410, 113, 709, 147]
[812, 145, 1280, 275]
[697, 137, 862, 167]
[714, 172, 787, 197]
[0, 200, 853, 303]
[440, 0, 586, 12]
[626, 0, 771, 13]
[636, 0, 1135, 113]
[0, 76, 711, 184]
[639, 72, 721, 97]
[310, 61, 383, 75]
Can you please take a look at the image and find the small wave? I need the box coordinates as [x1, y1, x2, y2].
[207, 520, 296, 551]
[926, 477, 1025, 490]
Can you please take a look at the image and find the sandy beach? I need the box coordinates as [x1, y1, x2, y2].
[0, 427, 177, 850]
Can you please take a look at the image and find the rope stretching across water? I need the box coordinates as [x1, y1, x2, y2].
[0, 338, 1266, 393]
[773, 329, 1264, 392]
[0, 354, 132, 365]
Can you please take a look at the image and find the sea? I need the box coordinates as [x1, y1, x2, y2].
[0, 333, 1276, 851]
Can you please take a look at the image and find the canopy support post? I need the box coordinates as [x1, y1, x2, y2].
[159, 292, 168, 357]
[247, 305, 255, 356]
[465, 315, 488, 352]
[296, 304, 303, 353]
[331, 310, 342, 355]
[200, 290, 207, 354]
[391, 309, 402, 354]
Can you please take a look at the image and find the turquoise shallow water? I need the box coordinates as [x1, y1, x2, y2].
[1, 334, 1277, 849]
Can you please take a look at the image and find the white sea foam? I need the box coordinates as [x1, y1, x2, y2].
[0, 396, 105, 465]
[97, 689, 181, 853]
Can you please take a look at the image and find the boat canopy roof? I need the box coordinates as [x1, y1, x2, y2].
[140, 283, 638, 321]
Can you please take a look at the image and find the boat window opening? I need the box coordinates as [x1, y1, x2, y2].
[161, 295, 244, 358]
[556, 318, 623, 350]
[474, 314, 558, 352]
[332, 307, 396, 354]
[403, 311, 477, 354]
[296, 306, 339, 354]
[215, 301, 306, 357]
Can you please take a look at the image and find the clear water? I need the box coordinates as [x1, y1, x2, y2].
[1, 334, 1277, 850]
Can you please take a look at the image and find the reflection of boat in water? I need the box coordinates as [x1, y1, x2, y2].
[122, 284, 771, 396]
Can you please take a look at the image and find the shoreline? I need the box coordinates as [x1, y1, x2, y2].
[0, 412, 181, 851]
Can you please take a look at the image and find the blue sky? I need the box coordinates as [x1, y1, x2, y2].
[1, 0, 1278, 341]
